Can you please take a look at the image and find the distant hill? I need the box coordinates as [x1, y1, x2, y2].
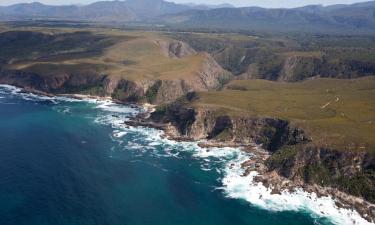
[161, 1, 375, 33]
[0, 1, 134, 21]
[123, 0, 189, 19]
[0, 0, 190, 22]
[0, 0, 375, 33]
[182, 3, 234, 10]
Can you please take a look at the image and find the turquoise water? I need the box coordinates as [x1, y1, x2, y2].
[0, 85, 366, 225]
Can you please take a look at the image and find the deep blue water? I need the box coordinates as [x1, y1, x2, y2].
[0, 85, 352, 225]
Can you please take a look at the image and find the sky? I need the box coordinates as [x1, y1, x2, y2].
[0, 0, 367, 8]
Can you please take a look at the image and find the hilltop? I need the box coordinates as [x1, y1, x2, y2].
[0, 26, 230, 103]
[148, 77, 375, 219]
[0, 23, 375, 221]
[0, 1, 375, 33]
[0, 0, 230, 22]
[192, 78, 375, 152]
[162, 1, 375, 33]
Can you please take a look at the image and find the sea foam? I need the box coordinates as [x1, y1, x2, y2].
[1, 84, 371, 225]
[0, 84, 82, 103]
[95, 101, 138, 114]
[220, 152, 372, 225]
[91, 101, 373, 225]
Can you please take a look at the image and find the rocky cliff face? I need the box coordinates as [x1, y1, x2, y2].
[278, 55, 323, 81]
[0, 67, 107, 93]
[109, 53, 231, 104]
[266, 144, 375, 207]
[150, 100, 375, 205]
[157, 40, 197, 58]
[0, 37, 231, 104]
[216, 49, 375, 82]
[151, 99, 309, 147]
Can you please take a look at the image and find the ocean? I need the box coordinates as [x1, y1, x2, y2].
[0, 85, 370, 225]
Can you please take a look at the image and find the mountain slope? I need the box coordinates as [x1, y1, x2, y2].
[0, 1, 135, 21]
[0, 27, 231, 103]
[161, 1, 375, 33]
[1, 1, 375, 33]
[0, 0, 189, 22]
[124, 0, 189, 19]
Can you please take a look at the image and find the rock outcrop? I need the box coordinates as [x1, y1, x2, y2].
[0, 36, 231, 104]
[157, 39, 197, 58]
[278, 55, 324, 81]
[109, 53, 231, 104]
[150, 99, 309, 147]
[238, 53, 375, 82]
[0, 67, 107, 93]
[149, 100, 375, 210]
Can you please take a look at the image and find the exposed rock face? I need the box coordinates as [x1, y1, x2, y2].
[198, 53, 231, 88]
[103, 76, 120, 94]
[239, 54, 325, 81]
[267, 144, 367, 179]
[0, 40, 230, 104]
[154, 79, 190, 104]
[266, 143, 375, 208]
[137, 52, 231, 104]
[150, 100, 309, 146]
[213, 47, 375, 82]
[111, 79, 147, 102]
[0, 68, 51, 91]
[157, 40, 197, 58]
[150, 101, 375, 205]
[113, 54, 231, 104]
[277, 55, 375, 81]
[0, 67, 106, 93]
[208, 115, 232, 139]
[278, 55, 324, 81]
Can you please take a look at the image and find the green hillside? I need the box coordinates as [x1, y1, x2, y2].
[170, 32, 375, 81]
[191, 77, 375, 152]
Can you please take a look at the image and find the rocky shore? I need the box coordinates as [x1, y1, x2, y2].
[126, 105, 375, 223]
[3, 85, 375, 223]
[242, 147, 375, 223]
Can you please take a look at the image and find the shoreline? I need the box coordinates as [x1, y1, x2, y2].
[1, 84, 374, 224]
[126, 109, 375, 224]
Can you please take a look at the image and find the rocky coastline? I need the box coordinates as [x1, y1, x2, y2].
[126, 103, 375, 223]
[2, 84, 374, 223]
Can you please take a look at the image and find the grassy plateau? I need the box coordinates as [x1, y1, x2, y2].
[0, 26, 209, 84]
[191, 77, 375, 152]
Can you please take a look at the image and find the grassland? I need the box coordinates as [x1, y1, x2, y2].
[170, 32, 375, 80]
[1, 25, 374, 152]
[2, 25, 374, 84]
[0, 26, 209, 84]
[191, 77, 375, 152]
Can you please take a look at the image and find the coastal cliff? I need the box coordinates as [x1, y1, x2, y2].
[0, 64, 228, 104]
[0, 67, 108, 94]
[1, 27, 374, 222]
[0, 31, 231, 104]
[147, 98, 375, 221]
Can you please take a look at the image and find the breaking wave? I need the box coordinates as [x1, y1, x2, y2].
[0, 84, 371, 225]
[91, 97, 371, 225]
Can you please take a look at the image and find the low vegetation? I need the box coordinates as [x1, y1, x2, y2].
[266, 145, 375, 203]
[0, 25, 218, 97]
[170, 32, 375, 81]
[191, 77, 375, 152]
[0, 22, 374, 207]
